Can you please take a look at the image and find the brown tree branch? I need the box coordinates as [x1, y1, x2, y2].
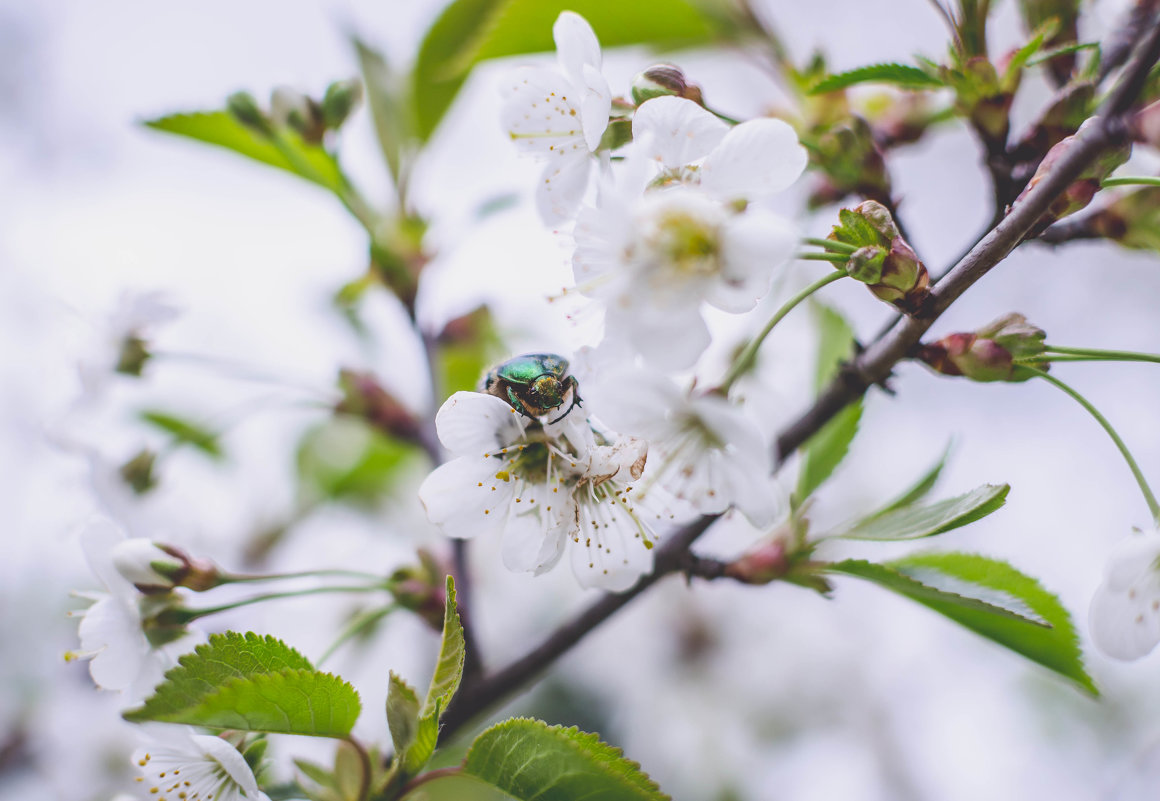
[436, 11, 1160, 746]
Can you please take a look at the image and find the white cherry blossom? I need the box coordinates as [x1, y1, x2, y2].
[418, 391, 662, 590]
[1090, 528, 1160, 660]
[500, 11, 612, 223]
[67, 519, 194, 696]
[77, 290, 180, 402]
[132, 727, 270, 801]
[587, 367, 779, 526]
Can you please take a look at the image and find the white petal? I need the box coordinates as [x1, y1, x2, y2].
[501, 66, 588, 157]
[708, 209, 798, 312]
[632, 96, 727, 169]
[569, 499, 654, 591]
[572, 198, 634, 295]
[1090, 578, 1160, 660]
[1104, 532, 1160, 590]
[579, 63, 612, 151]
[553, 11, 602, 85]
[112, 539, 179, 587]
[434, 391, 526, 455]
[586, 368, 679, 439]
[690, 394, 771, 471]
[81, 517, 134, 594]
[192, 734, 264, 798]
[418, 456, 513, 541]
[536, 153, 592, 224]
[77, 596, 149, 690]
[607, 302, 710, 371]
[701, 117, 808, 201]
[502, 500, 572, 575]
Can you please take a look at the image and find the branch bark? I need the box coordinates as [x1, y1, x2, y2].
[437, 10, 1160, 745]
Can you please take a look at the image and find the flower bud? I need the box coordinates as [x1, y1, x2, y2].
[724, 540, 789, 584]
[112, 539, 223, 593]
[1086, 187, 1160, 251]
[809, 117, 890, 206]
[336, 369, 422, 444]
[631, 64, 703, 106]
[321, 79, 363, 130]
[1015, 117, 1132, 235]
[388, 549, 447, 630]
[829, 201, 930, 313]
[226, 91, 273, 137]
[270, 86, 325, 143]
[115, 335, 151, 377]
[119, 448, 157, 495]
[917, 313, 1047, 382]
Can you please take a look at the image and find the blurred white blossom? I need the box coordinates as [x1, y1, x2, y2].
[1090, 528, 1160, 660]
[500, 11, 612, 223]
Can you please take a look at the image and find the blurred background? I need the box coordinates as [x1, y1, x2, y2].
[3, 0, 1160, 799]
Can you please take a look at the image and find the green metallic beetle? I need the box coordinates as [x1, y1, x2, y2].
[481, 353, 582, 424]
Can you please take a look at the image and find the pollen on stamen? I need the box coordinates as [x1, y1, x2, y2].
[484, 509, 491, 515]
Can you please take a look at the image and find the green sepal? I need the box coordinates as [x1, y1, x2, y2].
[139, 410, 223, 460]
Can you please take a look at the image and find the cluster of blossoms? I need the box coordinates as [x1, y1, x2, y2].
[420, 12, 802, 591]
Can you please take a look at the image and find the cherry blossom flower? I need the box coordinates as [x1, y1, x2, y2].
[67, 519, 194, 696]
[77, 290, 180, 402]
[586, 367, 779, 527]
[571, 98, 806, 369]
[418, 391, 663, 590]
[132, 727, 269, 801]
[1089, 528, 1160, 660]
[500, 11, 612, 223]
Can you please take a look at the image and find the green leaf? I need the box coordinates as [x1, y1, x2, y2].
[1001, 19, 1057, 89]
[145, 110, 344, 193]
[1025, 41, 1100, 69]
[835, 483, 1008, 541]
[402, 702, 441, 776]
[354, 39, 409, 183]
[387, 672, 421, 756]
[139, 410, 223, 459]
[412, 0, 718, 140]
[424, 575, 465, 718]
[795, 304, 861, 501]
[867, 444, 950, 518]
[829, 554, 1096, 693]
[463, 718, 669, 801]
[808, 62, 944, 95]
[124, 632, 362, 737]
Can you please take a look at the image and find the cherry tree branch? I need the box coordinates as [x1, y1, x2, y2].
[437, 11, 1160, 745]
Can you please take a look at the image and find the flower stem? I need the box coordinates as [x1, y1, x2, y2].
[802, 237, 857, 254]
[184, 584, 387, 620]
[719, 271, 847, 393]
[223, 568, 385, 584]
[400, 767, 463, 798]
[1025, 367, 1160, 524]
[1042, 345, 1160, 365]
[1101, 176, 1160, 188]
[796, 251, 850, 263]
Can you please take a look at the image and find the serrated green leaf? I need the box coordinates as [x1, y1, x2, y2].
[412, 0, 718, 140]
[866, 444, 950, 519]
[387, 672, 421, 756]
[1002, 19, 1057, 89]
[808, 62, 944, 95]
[354, 39, 408, 184]
[1025, 41, 1099, 68]
[139, 410, 223, 459]
[124, 632, 362, 737]
[424, 575, 465, 718]
[796, 304, 860, 501]
[835, 483, 1008, 540]
[145, 111, 344, 193]
[829, 554, 1096, 693]
[463, 718, 669, 801]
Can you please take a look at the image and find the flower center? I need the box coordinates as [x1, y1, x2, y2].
[634, 190, 727, 282]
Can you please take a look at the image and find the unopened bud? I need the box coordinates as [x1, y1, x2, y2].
[115, 335, 151, 377]
[917, 313, 1047, 382]
[336, 369, 422, 443]
[321, 79, 363, 130]
[226, 91, 273, 137]
[270, 86, 325, 143]
[631, 64, 703, 106]
[1088, 187, 1160, 251]
[112, 539, 223, 593]
[829, 201, 930, 313]
[724, 540, 789, 585]
[388, 549, 448, 630]
[119, 449, 157, 495]
[810, 118, 890, 205]
[1016, 117, 1131, 234]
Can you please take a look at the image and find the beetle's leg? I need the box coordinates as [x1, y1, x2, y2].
[506, 386, 535, 420]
